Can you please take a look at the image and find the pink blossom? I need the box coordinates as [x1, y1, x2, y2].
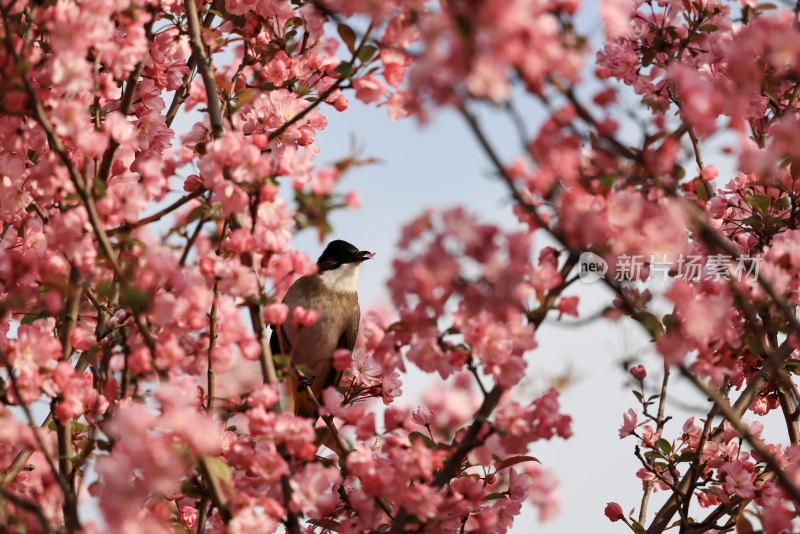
[720, 461, 756, 500]
[352, 349, 381, 386]
[289, 464, 341, 515]
[629, 365, 646, 381]
[604, 502, 624, 522]
[290, 306, 319, 328]
[353, 75, 388, 104]
[178, 506, 198, 529]
[333, 348, 353, 371]
[263, 303, 289, 325]
[557, 296, 579, 319]
[618, 409, 642, 438]
[411, 406, 433, 427]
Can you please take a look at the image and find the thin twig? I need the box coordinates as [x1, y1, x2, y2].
[206, 280, 219, 414]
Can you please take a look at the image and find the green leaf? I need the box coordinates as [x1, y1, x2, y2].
[745, 193, 770, 214]
[284, 16, 303, 31]
[740, 215, 763, 230]
[408, 431, 437, 449]
[180, 480, 204, 499]
[633, 311, 664, 338]
[357, 44, 378, 63]
[93, 178, 107, 199]
[698, 24, 718, 32]
[272, 354, 290, 366]
[756, 2, 777, 9]
[20, 310, 48, 325]
[494, 455, 540, 472]
[482, 492, 507, 502]
[121, 284, 151, 313]
[333, 61, 353, 78]
[656, 438, 672, 456]
[337, 24, 356, 53]
[203, 456, 232, 485]
[695, 178, 710, 202]
[184, 204, 208, 225]
[785, 359, 800, 376]
[642, 48, 656, 67]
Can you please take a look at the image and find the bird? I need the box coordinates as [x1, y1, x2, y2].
[270, 239, 373, 419]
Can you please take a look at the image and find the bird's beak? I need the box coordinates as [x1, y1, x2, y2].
[353, 250, 375, 263]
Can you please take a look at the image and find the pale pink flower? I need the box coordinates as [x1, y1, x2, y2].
[618, 408, 642, 438]
[353, 75, 388, 104]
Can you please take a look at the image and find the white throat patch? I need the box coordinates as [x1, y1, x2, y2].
[319, 263, 361, 293]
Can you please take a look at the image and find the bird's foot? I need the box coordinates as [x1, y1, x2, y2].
[297, 375, 316, 392]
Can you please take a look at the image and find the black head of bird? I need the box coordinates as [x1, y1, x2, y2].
[317, 239, 374, 273]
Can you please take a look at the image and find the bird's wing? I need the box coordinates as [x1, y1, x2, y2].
[325, 293, 360, 391]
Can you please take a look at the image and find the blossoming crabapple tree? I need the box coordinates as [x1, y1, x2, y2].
[2, 0, 800, 531]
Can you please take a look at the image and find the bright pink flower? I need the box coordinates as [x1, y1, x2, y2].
[604, 502, 624, 522]
[629, 365, 646, 380]
[557, 296, 579, 319]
